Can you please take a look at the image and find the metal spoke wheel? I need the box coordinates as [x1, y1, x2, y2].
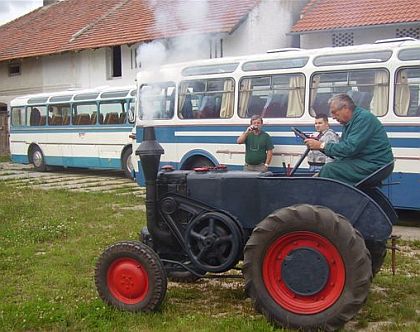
[243, 204, 372, 331]
[122, 147, 134, 180]
[30, 146, 46, 172]
[95, 241, 167, 312]
[185, 212, 243, 273]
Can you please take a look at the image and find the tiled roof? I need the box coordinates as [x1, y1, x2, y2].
[292, 0, 420, 33]
[0, 0, 260, 62]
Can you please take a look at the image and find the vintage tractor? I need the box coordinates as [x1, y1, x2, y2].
[95, 127, 396, 331]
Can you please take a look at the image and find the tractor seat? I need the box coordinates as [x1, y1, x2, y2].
[355, 160, 394, 189]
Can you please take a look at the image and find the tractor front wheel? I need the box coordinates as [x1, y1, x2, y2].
[243, 204, 372, 331]
[95, 241, 167, 312]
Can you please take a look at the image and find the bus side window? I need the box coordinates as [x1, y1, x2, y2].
[11, 107, 25, 127]
[395, 67, 420, 117]
[239, 75, 303, 118]
[29, 107, 41, 126]
[179, 94, 193, 119]
[311, 93, 332, 116]
[262, 94, 288, 118]
[197, 95, 218, 118]
[28, 106, 47, 126]
[246, 96, 265, 117]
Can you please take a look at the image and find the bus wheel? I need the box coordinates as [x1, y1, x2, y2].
[243, 204, 372, 331]
[122, 147, 134, 180]
[30, 146, 46, 172]
[95, 241, 167, 312]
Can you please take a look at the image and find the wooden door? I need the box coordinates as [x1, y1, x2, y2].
[0, 110, 9, 156]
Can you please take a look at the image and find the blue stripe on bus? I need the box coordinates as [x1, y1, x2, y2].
[11, 154, 121, 170]
[11, 155, 29, 164]
[136, 126, 419, 148]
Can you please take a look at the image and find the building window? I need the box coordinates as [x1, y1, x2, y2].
[107, 46, 122, 79]
[8, 62, 21, 76]
[332, 32, 354, 47]
[131, 47, 139, 69]
[209, 39, 223, 59]
[396, 27, 420, 39]
[112, 46, 122, 77]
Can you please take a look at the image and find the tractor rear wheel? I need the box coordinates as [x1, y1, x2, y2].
[95, 241, 167, 312]
[243, 204, 372, 331]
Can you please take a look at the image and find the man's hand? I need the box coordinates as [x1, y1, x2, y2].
[247, 125, 256, 133]
[305, 138, 322, 150]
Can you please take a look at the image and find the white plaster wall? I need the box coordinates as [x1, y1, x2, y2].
[224, 0, 307, 56]
[300, 25, 420, 49]
[0, 46, 139, 105]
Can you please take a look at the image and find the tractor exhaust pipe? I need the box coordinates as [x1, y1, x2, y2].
[136, 126, 174, 245]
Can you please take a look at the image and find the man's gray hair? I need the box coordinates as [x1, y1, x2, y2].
[328, 93, 356, 111]
[250, 114, 263, 123]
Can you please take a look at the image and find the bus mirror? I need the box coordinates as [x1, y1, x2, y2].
[128, 106, 135, 123]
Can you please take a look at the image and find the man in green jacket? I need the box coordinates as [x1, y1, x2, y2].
[304, 93, 394, 185]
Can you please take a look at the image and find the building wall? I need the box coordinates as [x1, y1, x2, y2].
[0, 45, 139, 106]
[300, 24, 420, 49]
[224, 0, 307, 56]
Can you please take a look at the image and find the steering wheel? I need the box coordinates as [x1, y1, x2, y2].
[291, 126, 311, 141]
[289, 127, 312, 176]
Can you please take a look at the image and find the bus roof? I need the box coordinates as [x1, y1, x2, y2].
[136, 39, 420, 82]
[10, 85, 136, 107]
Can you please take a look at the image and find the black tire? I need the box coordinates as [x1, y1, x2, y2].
[122, 147, 134, 180]
[365, 239, 387, 276]
[243, 204, 372, 332]
[95, 241, 167, 312]
[30, 146, 47, 172]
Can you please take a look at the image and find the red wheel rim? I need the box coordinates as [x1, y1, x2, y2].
[262, 231, 345, 314]
[107, 258, 149, 304]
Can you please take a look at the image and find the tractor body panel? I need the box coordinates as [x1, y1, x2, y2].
[158, 170, 393, 242]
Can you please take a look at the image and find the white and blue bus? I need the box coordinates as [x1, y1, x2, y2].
[132, 38, 420, 210]
[9, 85, 136, 178]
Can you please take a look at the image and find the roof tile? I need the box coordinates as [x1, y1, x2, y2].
[0, 0, 260, 62]
[292, 0, 420, 32]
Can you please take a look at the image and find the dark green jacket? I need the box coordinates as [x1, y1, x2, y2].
[319, 107, 393, 185]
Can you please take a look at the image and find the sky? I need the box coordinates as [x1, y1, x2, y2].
[0, 0, 43, 26]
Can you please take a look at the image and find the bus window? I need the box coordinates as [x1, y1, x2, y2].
[395, 67, 420, 117]
[238, 74, 305, 118]
[27, 106, 47, 126]
[48, 104, 71, 126]
[72, 103, 97, 125]
[139, 83, 175, 120]
[310, 69, 389, 117]
[11, 107, 25, 127]
[99, 101, 125, 125]
[178, 78, 234, 119]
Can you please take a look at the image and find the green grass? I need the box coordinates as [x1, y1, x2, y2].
[0, 182, 419, 331]
[0, 155, 10, 162]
